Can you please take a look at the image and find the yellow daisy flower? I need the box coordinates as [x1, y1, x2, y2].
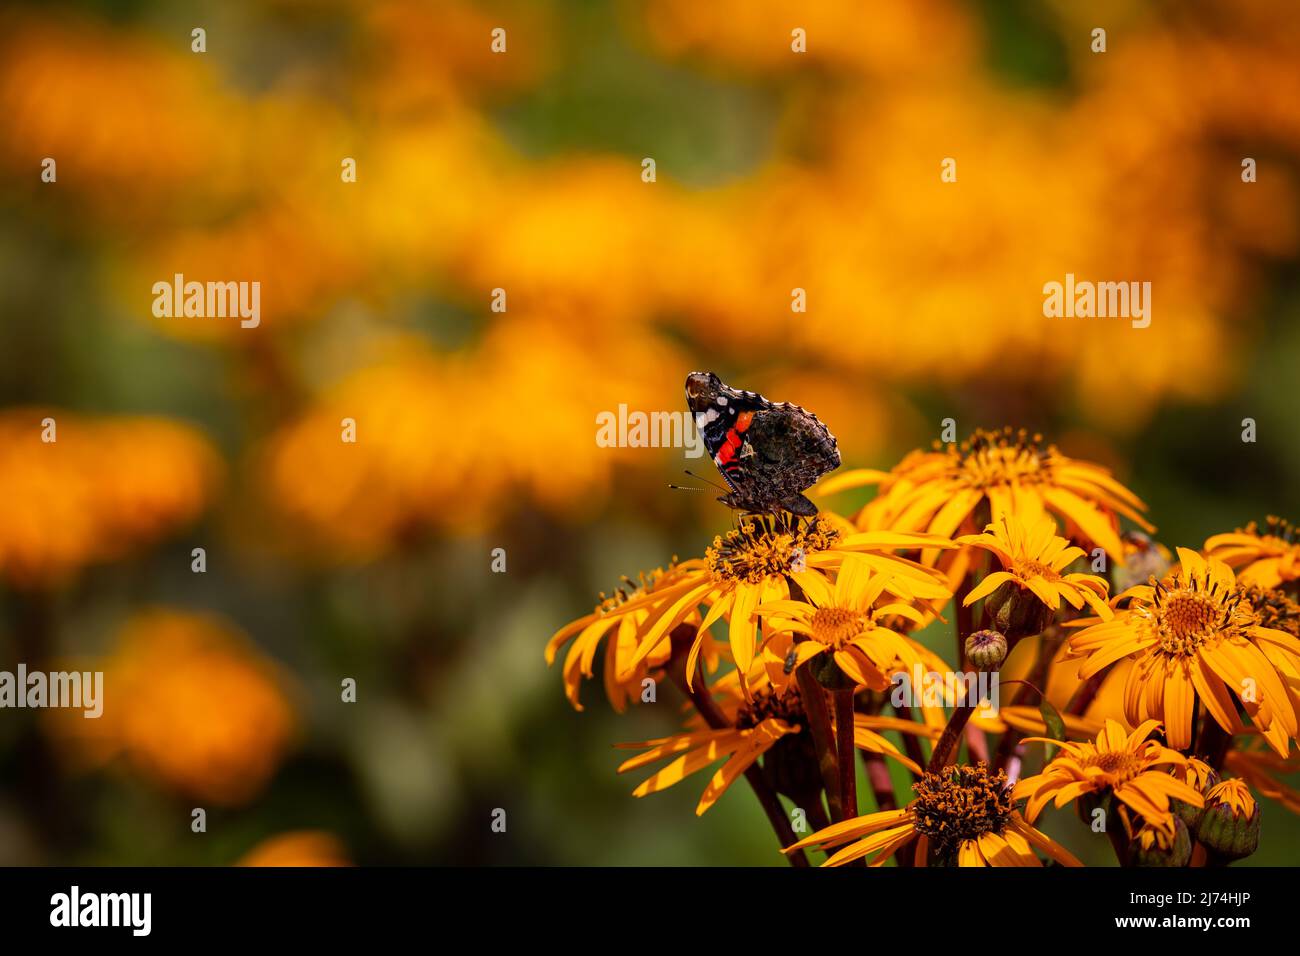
[957, 513, 1113, 619]
[544, 560, 717, 712]
[786, 763, 1081, 867]
[612, 513, 953, 692]
[1068, 549, 1300, 754]
[753, 553, 941, 692]
[0, 410, 220, 587]
[48, 609, 296, 806]
[616, 664, 928, 814]
[820, 427, 1151, 559]
[1014, 719, 1203, 835]
[1205, 517, 1300, 589]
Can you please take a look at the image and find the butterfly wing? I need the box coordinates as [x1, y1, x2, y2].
[685, 372, 839, 515]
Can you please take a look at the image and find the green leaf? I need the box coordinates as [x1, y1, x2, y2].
[1039, 699, 1066, 760]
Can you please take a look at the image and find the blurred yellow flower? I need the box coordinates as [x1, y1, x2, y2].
[0, 410, 220, 587]
[236, 831, 351, 867]
[0, 17, 243, 215]
[52, 610, 296, 806]
[1225, 739, 1300, 816]
[359, 0, 551, 113]
[1205, 517, 1300, 589]
[263, 323, 684, 558]
[643, 0, 976, 79]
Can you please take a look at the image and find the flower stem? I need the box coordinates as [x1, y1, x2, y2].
[1198, 712, 1233, 771]
[928, 701, 977, 773]
[794, 664, 842, 822]
[666, 624, 809, 867]
[833, 688, 858, 822]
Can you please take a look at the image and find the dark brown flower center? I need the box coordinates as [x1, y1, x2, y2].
[705, 515, 838, 585]
[735, 687, 804, 730]
[911, 763, 1013, 856]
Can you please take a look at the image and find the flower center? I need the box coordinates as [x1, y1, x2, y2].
[594, 566, 667, 615]
[1081, 750, 1141, 782]
[1140, 572, 1249, 658]
[705, 516, 838, 586]
[735, 687, 804, 730]
[1243, 584, 1300, 638]
[810, 607, 866, 649]
[911, 763, 1013, 855]
[1011, 557, 1059, 582]
[949, 428, 1053, 491]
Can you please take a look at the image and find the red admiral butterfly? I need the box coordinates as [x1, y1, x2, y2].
[685, 371, 840, 517]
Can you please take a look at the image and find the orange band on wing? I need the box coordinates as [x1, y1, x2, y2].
[716, 412, 754, 466]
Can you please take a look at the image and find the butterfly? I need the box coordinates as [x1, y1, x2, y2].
[685, 371, 840, 517]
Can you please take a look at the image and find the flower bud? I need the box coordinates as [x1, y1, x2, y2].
[1131, 818, 1192, 867]
[964, 629, 1008, 671]
[1172, 759, 1218, 831]
[984, 581, 1055, 639]
[1195, 780, 1260, 861]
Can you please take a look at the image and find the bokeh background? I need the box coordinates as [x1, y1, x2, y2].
[0, 0, 1298, 865]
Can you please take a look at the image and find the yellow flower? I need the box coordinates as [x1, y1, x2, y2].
[264, 323, 683, 556]
[1068, 549, 1300, 755]
[0, 18, 243, 212]
[0, 410, 220, 587]
[1204, 778, 1256, 820]
[616, 664, 927, 814]
[787, 763, 1080, 867]
[544, 560, 719, 712]
[1014, 719, 1203, 835]
[613, 513, 953, 692]
[1205, 517, 1300, 589]
[1239, 583, 1300, 638]
[52, 610, 296, 806]
[618, 717, 797, 817]
[1225, 739, 1300, 815]
[958, 513, 1112, 619]
[753, 553, 941, 691]
[236, 831, 351, 867]
[823, 428, 1151, 559]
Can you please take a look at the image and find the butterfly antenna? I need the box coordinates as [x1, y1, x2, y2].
[683, 469, 729, 494]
